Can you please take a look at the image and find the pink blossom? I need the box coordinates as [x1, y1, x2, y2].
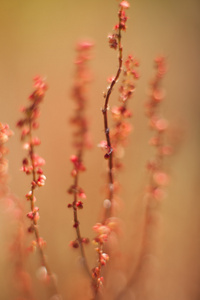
[31, 137, 41, 146]
[155, 118, 168, 131]
[108, 34, 118, 50]
[32, 154, 45, 167]
[120, 1, 130, 9]
[98, 140, 107, 149]
[153, 171, 169, 186]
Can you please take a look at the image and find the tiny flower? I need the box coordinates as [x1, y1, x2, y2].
[34, 212, 40, 221]
[33, 155, 45, 167]
[71, 169, 77, 177]
[16, 119, 24, 128]
[108, 34, 118, 50]
[93, 223, 111, 235]
[78, 162, 86, 171]
[67, 185, 75, 194]
[120, 1, 130, 9]
[160, 145, 173, 156]
[69, 240, 79, 249]
[70, 155, 78, 163]
[73, 222, 79, 228]
[22, 158, 29, 165]
[100, 252, 109, 265]
[27, 208, 39, 221]
[153, 187, 166, 201]
[33, 76, 48, 93]
[146, 160, 158, 171]
[25, 191, 32, 200]
[111, 106, 121, 121]
[101, 253, 109, 261]
[76, 41, 94, 51]
[23, 142, 30, 150]
[28, 225, 35, 233]
[20, 165, 32, 174]
[82, 237, 90, 244]
[155, 118, 168, 131]
[153, 89, 165, 102]
[32, 121, 39, 129]
[132, 70, 139, 79]
[76, 201, 83, 209]
[28, 240, 37, 253]
[104, 153, 110, 159]
[149, 136, 159, 146]
[153, 171, 169, 186]
[98, 140, 107, 149]
[78, 191, 86, 199]
[37, 174, 46, 187]
[21, 127, 30, 139]
[97, 276, 104, 285]
[123, 108, 132, 118]
[31, 137, 41, 146]
[32, 108, 40, 119]
[114, 24, 119, 30]
[34, 206, 39, 212]
[103, 199, 111, 209]
[92, 267, 100, 278]
[37, 167, 43, 175]
[38, 237, 47, 248]
[22, 163, 27, 172]
[27, 211, 34, 220]
[31, 180, 37, 188]
[107, 76, 115, 83]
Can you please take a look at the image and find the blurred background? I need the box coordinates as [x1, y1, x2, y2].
[0, 0, 200, 299]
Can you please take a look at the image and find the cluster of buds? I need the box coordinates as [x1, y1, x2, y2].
[146, 56, 167, 119]
[92, 222, 111, 288]
[16, 76, 48, 244]
[17, 76, 47, 192]
[119, 55, 139, 101]
[92, 217, 121, 290]
[93, 222, 111, 244]
[145, 56, 172, 202]
[108, 1, 130, 50]
[70, 41, 93, 151]
[27, 206, 39, 222]
[27, 237, 47, 253]
[69, 154, 86, 177]
[110, 55, 139, 169]
[67, 192, 85, 211]
[69, 237, 90, 249]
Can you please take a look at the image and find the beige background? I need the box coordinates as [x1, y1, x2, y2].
[0, 0, 200, 299]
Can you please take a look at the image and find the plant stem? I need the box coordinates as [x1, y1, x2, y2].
[102, 10, 123, 222]
[28, 119, 59, 298]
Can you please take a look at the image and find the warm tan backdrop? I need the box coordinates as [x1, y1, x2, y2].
[0, 0, 200, 299]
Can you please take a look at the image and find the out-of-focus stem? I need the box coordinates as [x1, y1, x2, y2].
[72, 151, 93, 279]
